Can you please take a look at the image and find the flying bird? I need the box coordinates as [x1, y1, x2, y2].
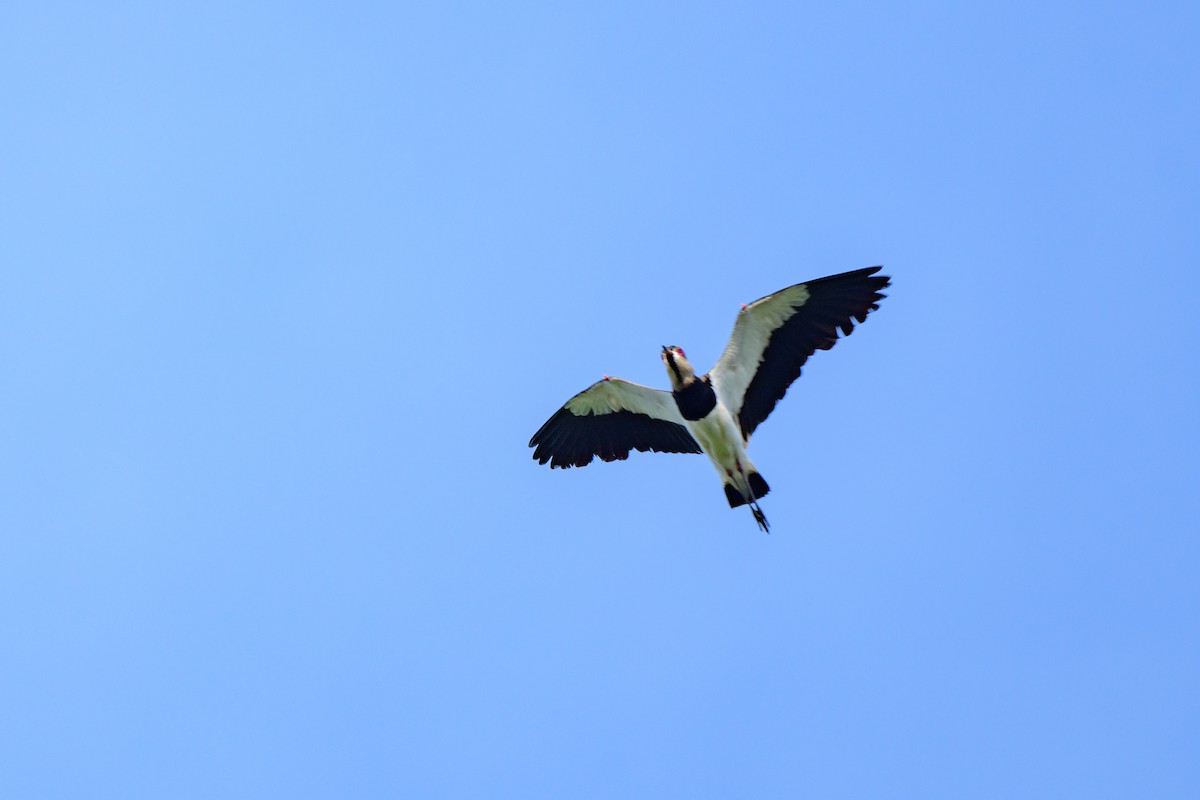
[529, 266, 890, 532]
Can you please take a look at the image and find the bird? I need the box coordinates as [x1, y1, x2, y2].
[528, 266, 890, 532]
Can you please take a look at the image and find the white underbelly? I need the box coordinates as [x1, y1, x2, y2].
[685, 404, 750, 479]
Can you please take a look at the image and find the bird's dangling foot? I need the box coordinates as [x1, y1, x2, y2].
[749, 501, 770, 534]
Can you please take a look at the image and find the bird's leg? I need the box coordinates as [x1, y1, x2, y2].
[735, 459, 770, 534]
[750, 501, 769, 533]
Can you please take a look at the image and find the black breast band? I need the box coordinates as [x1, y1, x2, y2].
[673, 377, 718, 421]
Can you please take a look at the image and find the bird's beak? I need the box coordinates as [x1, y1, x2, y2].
[662, 345, 670, 354]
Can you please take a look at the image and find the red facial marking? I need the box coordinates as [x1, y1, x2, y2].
[740, 303, 747, 311]
[602, 375, 610, 381]
[676, 348, 685, 358]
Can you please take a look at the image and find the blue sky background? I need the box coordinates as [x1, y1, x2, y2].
[2, 2, 1197, 797]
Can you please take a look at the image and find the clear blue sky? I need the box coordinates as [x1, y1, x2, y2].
[2, 2, 1197, 797]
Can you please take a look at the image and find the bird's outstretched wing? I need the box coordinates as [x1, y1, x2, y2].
[708, 266, 890, 441]
[530, 377, 702, 468]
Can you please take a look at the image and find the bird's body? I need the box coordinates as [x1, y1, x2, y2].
[529, 266, 890, 532]
[681, 387, 770, 529]
[661, 348, 772, 530]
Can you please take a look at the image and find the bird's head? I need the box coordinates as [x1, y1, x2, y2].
[661, 345, 696, 391]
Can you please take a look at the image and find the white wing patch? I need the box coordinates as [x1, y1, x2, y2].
[709, 283, 811, 419]
[564, 377, 686, 423]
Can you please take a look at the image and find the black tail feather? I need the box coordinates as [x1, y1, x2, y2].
[748, 471, 769, 499]
[724, 477, 771, 533]
[724, 471, 770, 508]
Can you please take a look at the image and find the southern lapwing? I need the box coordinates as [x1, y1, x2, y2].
[529, 266, 890, 532]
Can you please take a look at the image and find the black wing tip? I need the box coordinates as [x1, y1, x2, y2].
[824, 264, 885, 276]
[816, 265, 891, 287]
[795, 267, 890, 310]
[529, 404, 701, 469]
